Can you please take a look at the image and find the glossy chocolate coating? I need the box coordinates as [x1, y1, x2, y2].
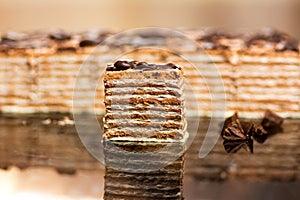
[106, 60, 180, 71]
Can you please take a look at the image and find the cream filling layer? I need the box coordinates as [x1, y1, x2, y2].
[105, 86, 183, 96]
[105, 79, 183, 88]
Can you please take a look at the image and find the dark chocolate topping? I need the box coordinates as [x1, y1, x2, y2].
[112, 60, 137, 71]
[79, 39, 99, 47]
[0, 29, 114, 53]
[199, 32, 238, 43]
[49, 31, 72, 41]
[135, 62, 179, 70]
[196, 31, 242, 50]
[79, 31, 110, 47]
[57, 47, 77, 52]
[246, 30, 299, 52]
[107, 60, 181, 71]
[0, 28, 298, 54]
[196, 28, 299, 52]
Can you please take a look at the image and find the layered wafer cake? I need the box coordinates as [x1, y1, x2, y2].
[103, 61, 186, 200]
[0, 28, 299, 118]
[186, 28, 300, 118]
[0, 29, 116, 113]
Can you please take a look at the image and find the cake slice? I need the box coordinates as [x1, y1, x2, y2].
[103, 61, 186, 200]
[187, 28, 300, 118]
[103, 60, 187, 141]
[1, 28, 298, 118]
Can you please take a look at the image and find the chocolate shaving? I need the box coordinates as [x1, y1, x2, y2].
[222, 110, 284, 153]
[240, 121, 254, 138]
[221, 112, 248, 141]
[223, 139, 253, 154]
[252, 123, 268, 144]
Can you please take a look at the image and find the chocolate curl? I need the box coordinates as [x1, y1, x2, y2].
[223, 139, 253, 154]
[221, 112, 248, 141]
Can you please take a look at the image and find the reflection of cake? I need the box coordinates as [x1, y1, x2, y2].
[0, 28, 299, 118]
[103, 61, 186, 199]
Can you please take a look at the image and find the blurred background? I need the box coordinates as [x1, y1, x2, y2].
[0, 0, 300, 38]
[1, 0, 300, 199]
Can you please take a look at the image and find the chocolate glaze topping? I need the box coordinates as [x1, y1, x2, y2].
[49, 31, 72, 41]
[0, 28, 298, 54]
[107, 60, 180, 71]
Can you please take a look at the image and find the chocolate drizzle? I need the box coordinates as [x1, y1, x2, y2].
[107, 60, 181, 71]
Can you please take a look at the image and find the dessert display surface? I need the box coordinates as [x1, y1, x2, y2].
[0, 114, 299, 199]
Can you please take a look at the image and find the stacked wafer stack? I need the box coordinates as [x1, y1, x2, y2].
[0, 30, 115, 113]
[187, 28, 300, 118]
[103, 61, 187, 200]
[0, 28, 299, 118]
